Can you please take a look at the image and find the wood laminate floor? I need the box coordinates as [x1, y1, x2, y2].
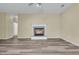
[0, 38, 79, 55]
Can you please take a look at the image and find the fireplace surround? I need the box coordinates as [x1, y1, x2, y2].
[31, 24, 47, 40]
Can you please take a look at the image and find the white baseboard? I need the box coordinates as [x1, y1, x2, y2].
[61, 37, 79, 47]
[0, 36, 13, 40]
[18, 37, 29, 39]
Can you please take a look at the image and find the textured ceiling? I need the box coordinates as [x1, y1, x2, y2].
[0, 3, 73, 14]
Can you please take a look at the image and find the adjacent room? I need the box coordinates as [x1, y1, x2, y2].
[0, 3, 79, 55]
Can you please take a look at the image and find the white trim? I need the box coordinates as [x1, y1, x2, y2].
[61, 37, 79, 47]
[0, 36, 13, 40]
[2, 37, 9, 39]
[17, 37, 27, 38]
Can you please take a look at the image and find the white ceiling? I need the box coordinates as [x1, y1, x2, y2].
[0, 3, 73, 14]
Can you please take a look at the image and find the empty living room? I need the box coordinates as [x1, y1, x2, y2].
[0, 3, 79, 55]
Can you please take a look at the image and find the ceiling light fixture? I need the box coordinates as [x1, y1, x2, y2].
[28, 3, 42, 7]
[61, 4, 64, 8]
[36, 3, 41, 7]
[36, 3, 40, 7]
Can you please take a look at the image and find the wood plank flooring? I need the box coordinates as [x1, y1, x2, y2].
[0, 38, 79, 55]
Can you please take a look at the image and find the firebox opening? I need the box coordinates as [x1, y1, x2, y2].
[34, 28, 44, 36]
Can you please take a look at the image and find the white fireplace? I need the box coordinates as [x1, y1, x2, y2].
[31, 24, 47, 40]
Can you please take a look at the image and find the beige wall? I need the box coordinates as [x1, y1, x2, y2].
[61, 4, 79, 45]
[0, 12, 13, 39]
[18, 14, 60, 38]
